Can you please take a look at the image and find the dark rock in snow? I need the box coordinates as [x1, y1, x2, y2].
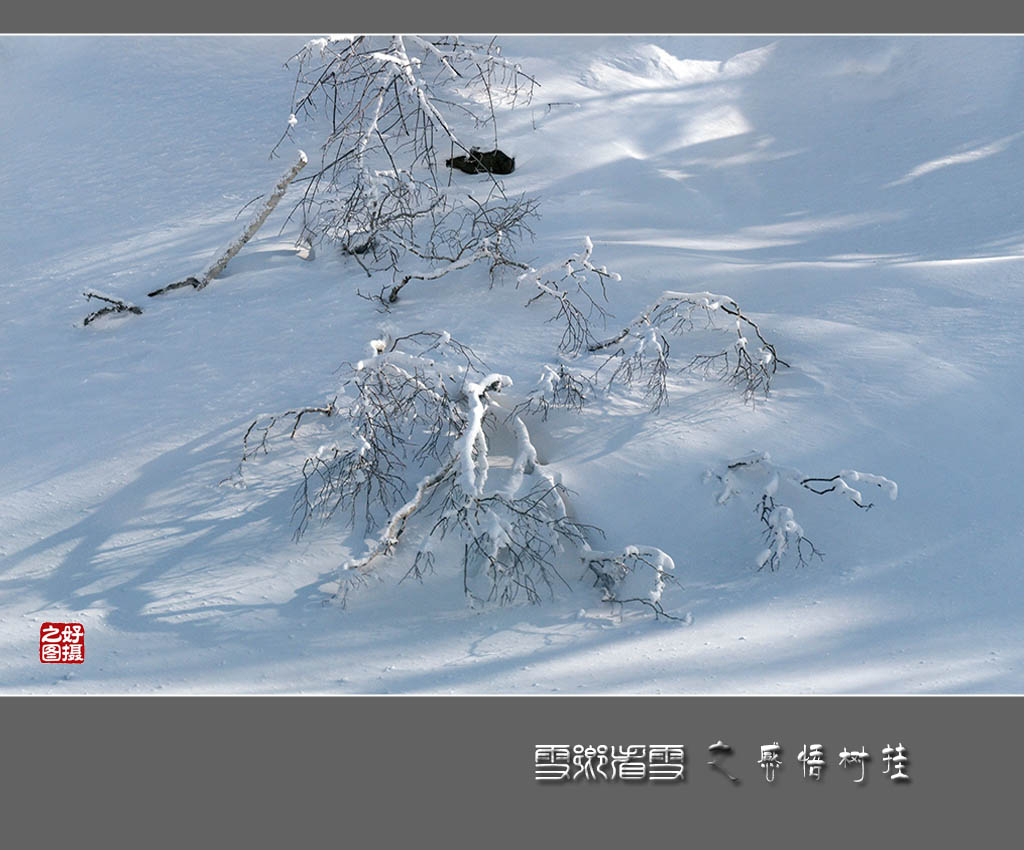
[445, 148, 515, 175]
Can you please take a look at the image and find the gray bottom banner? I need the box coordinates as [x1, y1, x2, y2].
[2, 696, 1017, 843]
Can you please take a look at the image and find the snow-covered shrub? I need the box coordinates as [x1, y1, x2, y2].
[278, 35, 538, 300]
[707, 452, 898, 571]
[588, 289, 786, 411]
[582, 547, 682, 621]
[238, 331, 677, 615]
[290, 330, 477, 534]
[512, 363, 589, 420]
[512, 240, 787, 414]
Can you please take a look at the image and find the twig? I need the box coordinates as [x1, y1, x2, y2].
[82, 291, 142, 326]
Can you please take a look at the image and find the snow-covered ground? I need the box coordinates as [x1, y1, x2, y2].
[2, 35, 1022, 693]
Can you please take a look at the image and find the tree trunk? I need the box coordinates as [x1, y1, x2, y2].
[148, 150, 307, 297]
[195, 150, 308, 289]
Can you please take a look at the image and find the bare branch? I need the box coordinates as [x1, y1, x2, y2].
[82, 291, 143, 326]
[589, 289, 787, 410]
[281, 35, 537, 290]
[709, 452, 897, 571]
[149, 151, 308, 297]
[518, 236, 619, 355]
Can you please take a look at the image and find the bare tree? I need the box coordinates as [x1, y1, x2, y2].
[278, 35, 538, 298]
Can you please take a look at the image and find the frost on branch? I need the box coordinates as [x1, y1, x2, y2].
[236, 330, 679, 616]
[293, 331, 481, 535]
[382, 193, 539, 304]
[424, 404, 589, 606]
[708, 451, 898, 571]
[278, 35, 538, 292]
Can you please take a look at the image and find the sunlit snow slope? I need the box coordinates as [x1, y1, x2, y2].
[2, 36, 1023, 693]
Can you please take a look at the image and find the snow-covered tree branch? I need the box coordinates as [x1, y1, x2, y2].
[517, 236, 621, 355]
[582, 547, 683, 621]
[381, 191, 539, 304]
[512, 364, 590, 420]
[707, 451, 898, 571]
[291, 330, 477, 535]
[236, 330, 679, 616]
[223, 41, 886, 625]
[510, 240, 788, 415]
[279, 35, 538, 292]
[589, 289, 787, 411]
[148, 151, 308, 297]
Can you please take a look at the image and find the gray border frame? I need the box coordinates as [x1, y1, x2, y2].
[2, 0, 1023, 34]
[3, 1, 1022, 842]
[3, 696, 1020, 842]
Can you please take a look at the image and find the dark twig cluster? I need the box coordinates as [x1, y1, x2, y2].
[82, 291, 143, 326]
